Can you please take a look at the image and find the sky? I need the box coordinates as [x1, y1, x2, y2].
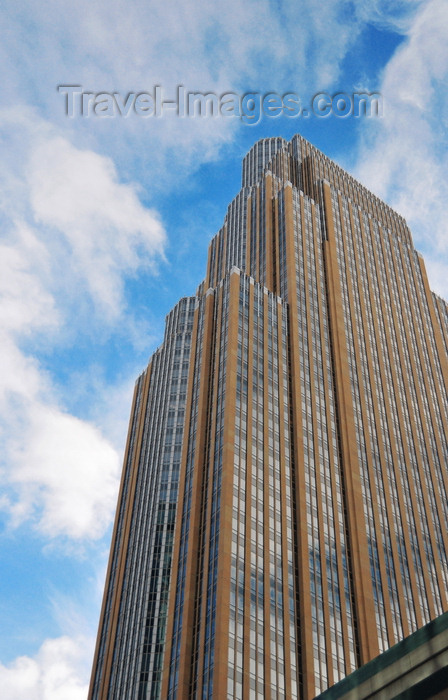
[0, 1, 447, 697]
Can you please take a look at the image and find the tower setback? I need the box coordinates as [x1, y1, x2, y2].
[89, 135, 448, 700]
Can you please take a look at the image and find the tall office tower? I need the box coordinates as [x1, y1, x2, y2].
[89, 135, 448, 700]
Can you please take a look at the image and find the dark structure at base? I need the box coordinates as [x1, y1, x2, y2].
[315, 611, 448, 700]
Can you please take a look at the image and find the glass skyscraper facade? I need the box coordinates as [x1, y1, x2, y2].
[89, 135, 448, 700]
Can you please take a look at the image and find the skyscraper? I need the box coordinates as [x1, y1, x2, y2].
[89, 135, 448, 700]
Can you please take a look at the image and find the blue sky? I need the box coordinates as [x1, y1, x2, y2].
[0, 0, 447, 696]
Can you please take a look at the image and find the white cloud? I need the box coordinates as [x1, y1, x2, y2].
[0, 224, 57, 336]
[6, 404, 120, 540]
[353, 0, 425, 33]
[355, 0, 448, 299]
[28, 134, 166, 318]
[0, 0, 388, 185]
[1, 0, 353, 97]
[0, 115, 166, 541]
[0, 635, 92, 700]
[0, 329, 120, 540]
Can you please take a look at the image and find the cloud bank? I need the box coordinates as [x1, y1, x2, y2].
[0, 635, 92, 700]
[0, 115, 166, 541]
[355, 0, 448, 297]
